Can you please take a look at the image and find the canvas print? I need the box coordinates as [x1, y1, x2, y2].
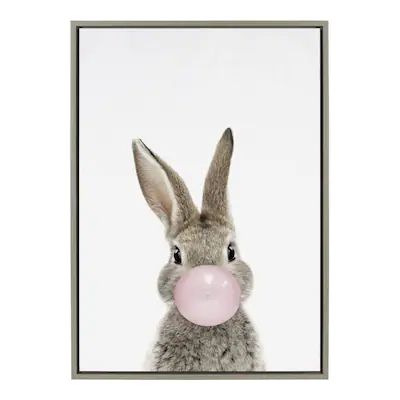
[72, 22, 328, 378]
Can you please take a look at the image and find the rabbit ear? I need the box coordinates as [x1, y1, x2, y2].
[202, 128, 234, 222]
[132, 139, 198, 235]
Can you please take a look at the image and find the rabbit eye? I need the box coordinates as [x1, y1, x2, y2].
[227, 243, 236, 262]
[173, 246, 182, 265]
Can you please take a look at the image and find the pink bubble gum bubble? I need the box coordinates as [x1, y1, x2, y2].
[173, 265, 241, 327]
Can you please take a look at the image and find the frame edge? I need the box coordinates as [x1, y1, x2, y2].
[321, 21, 329, 380]
[71, 21, 79, 379]
[70, 20, 328, 28]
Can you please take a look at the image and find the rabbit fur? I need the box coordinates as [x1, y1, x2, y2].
[132, 128, 264, 371]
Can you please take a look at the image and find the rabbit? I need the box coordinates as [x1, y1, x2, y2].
[132, 128, 264, 372]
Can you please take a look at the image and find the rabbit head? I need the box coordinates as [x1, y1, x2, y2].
[132, 128, 253, 304]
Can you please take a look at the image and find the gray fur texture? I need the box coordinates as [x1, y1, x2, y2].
[132, 128, 264, 371]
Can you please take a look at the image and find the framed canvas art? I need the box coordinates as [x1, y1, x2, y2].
[71, 20, 329, 379]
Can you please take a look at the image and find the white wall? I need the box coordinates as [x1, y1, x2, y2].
[1, 0, 400, 399]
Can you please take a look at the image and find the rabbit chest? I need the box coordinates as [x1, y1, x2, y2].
[151, 306, 261, 371]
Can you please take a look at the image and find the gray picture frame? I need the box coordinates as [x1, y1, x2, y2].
[71, 20, 329, 380]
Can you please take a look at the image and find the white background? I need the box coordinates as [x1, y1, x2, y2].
[1, 0, 400, 398]
[79, 28, 321, 371]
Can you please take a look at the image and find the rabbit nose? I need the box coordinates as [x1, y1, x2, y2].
[192, 262, 220, 270]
